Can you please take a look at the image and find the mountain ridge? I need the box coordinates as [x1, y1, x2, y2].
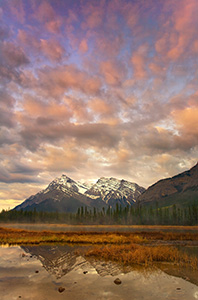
[14, 175, 145, 212]
[138, 162, 198, 205]
[14, 163, 198, 213]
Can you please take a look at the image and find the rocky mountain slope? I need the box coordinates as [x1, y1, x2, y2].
[138, 163, 198, 206]
[14, 175, 145, 213]
[85, 177, 145, 207]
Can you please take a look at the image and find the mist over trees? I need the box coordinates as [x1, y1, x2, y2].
[0, 202, 197, 225]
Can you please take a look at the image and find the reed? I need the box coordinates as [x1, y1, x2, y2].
[85, 243, 198, 270]
[0, 226, 198, 245]
[1, 226, 197, 269]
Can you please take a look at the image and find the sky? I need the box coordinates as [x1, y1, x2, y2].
[0, 0, 198, 210]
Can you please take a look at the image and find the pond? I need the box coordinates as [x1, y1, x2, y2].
[0, 244, 198, 300]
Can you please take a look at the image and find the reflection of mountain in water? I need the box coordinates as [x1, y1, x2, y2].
[21, 245, 126, 279]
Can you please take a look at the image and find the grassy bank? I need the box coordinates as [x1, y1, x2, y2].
[0, 226, 198, 269]
[1, 226, 198, 245]
[85, 243, 198, 270]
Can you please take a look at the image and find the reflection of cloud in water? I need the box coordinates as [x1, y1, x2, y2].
[1, 245, 198, 300]
[21, 244, 126, 279]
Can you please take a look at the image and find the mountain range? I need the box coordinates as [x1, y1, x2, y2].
[14, 175, 145, 212]
[14, 163, 198, 213]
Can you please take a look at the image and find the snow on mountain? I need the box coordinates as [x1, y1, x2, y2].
[14, 174, 93, 212]
[46, 174, 88, 195]
[14, 174, 145, 212]
[85, 177, 145, 206]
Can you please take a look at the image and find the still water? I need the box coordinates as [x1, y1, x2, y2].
[0, 244, 198, 300]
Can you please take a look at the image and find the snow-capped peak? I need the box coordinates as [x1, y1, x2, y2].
[14, 173, 146, 212]
[85, 177, 145, 206]
[46, 174, 88, 195]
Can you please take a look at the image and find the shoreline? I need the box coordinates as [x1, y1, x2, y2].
[1, 223, 198, 232]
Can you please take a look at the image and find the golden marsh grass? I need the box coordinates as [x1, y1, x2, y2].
[0, 226, 197, 270]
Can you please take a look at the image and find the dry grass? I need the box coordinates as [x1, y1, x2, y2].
[1, 226, 198, 245]
[85, 243, 198, 270]
[1, 226, 197, 269]
[0, 227, 149, 245]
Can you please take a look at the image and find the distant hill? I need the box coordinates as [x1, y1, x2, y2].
[14, 175, 145, 213]
[138, 163, 198, 207]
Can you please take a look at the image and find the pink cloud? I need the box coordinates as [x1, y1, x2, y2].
[155, 0, 198, 61]
[172, 106, 198, 136]
[1, 41, 29, 67]
[40, 39, 65, 62]
[22, 96, 71, 121]
[100, 60, 126, 86]
[94, 33, 124, 58]
[64, 96, 91, 122]
[193, 40, 198, 53]
[33, 1, 62, 34]
[121, 1, 139, 28]
[131, 44, 148, 79]
[173, 0, 197, 32]
[81, 1, 105, 29]
[18, 30, 65, 62]
[8, 0, 25, 23]
[0, 7, 3, 19]
[41, 143, 88, 172]
[45, 19, 62, 34]
[18, 29, 40, 51]
[36, 1, 56, 22]
[89, 98, 113, 115]
[79, 39, 88, 53]
[37, 65, 102, 98]
[149, 61, 165, 75]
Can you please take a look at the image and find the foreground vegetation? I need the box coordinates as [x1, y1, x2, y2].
[1, 226, 198, 245]
[0, 227, 198, 270]
[0, 201, 198, 225]
[85, 244, 198, 270]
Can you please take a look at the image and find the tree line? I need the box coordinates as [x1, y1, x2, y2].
[0, 202, 197, 225]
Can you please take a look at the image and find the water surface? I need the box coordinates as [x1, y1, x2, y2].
[0, 244, 198, 300]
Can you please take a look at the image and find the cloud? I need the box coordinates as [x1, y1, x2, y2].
[18, 30, 66, 62]
[8, 0, 25, 23]
[100, 60, 126, 86]
[81, 1, 105, 29]
[0, 41, 29, 67]
[36, 1, 56, 23]
[172, 106, 198, 136]
[155, 0, 198, 63]
[40, 144, 88, 172]
[79, 39, 88, 53]
[45, 19, 62, 34]
[0, 182, 45, 210]
[18, 29, 40, 51]
[40, 39, 65, 61]
[36, 65, 102, 98]
[0, 162, 40, 183]
[18, 111, 120, 151]
[131, 44, 148, 79]
[0, 24, 11, 40]
[0, 90, 16, 128]
[0, 0, 197, 210]
[121, 1, 139, 28]
[63, 96, 91, 122]
[0, 110, 15, 128]
[89, 98, 112, 114]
